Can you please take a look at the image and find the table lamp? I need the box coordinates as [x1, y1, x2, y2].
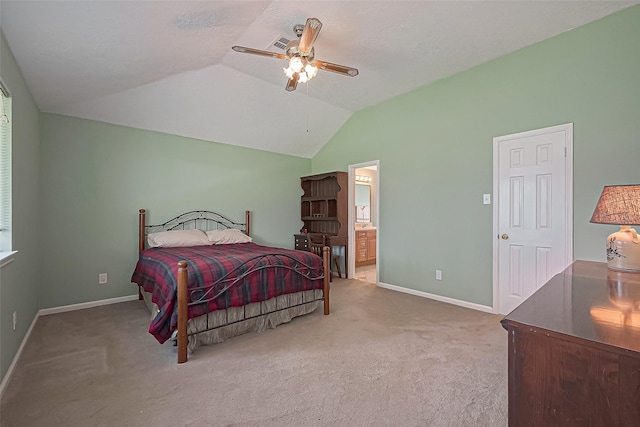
[590, 184, 640, 272]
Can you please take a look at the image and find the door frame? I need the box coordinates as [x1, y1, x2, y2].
[348, 160, 380, 280]
[492, 123, 574, 314]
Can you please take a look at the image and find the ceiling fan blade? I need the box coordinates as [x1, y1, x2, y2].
[298, 18, 322, 56]
[232, 46, 286, 60]
[285, 74, 299, 92]
[315, 60, 359, 77]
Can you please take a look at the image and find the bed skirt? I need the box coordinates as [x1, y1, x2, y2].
[142, 289, 322, 352]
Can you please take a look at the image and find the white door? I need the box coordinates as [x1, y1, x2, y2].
[494, 124, 573, 315]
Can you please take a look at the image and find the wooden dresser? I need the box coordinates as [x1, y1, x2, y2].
[501, 261, 640, 426]
[355, 229, 376, 266]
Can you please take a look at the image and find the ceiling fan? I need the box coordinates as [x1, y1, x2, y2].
[232, 18, 359, 92]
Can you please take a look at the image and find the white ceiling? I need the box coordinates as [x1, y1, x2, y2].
[1, 1, 638, 158]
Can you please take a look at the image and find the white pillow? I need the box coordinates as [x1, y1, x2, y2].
[147, 229, 211, 248]
[206, 229, 253, 244]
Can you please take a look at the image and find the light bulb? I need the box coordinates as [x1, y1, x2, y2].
[298, 72, 309, 83]
[283, 67, 295, 79]
[305, 63, 318, 79]
[290, 57, 303, 73]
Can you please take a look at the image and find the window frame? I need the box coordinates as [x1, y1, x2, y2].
[0, 77, 16, 264]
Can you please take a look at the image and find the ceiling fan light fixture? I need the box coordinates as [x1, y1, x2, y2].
[290, 57, 304, 73]
[283, 56, 319, 84]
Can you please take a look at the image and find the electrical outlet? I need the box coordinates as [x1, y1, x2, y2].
[98, 273, 108, 284]
[12, 311, 17, 330]
[436, 270, 442, 280]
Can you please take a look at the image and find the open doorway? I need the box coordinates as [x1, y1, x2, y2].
[348, 161, 379, 284]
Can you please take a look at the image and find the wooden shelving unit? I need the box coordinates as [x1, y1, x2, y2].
[300, 171, 348, 237]
[297, 171, 349, 278]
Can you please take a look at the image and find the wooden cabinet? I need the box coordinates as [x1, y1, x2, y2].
[367, 232, 376, 261]
[501, 261, 640, 426]
[300, 171, 349, 278]
[355, 229, 376, 266]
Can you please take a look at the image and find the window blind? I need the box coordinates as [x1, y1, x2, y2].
[0, 82, 11, 251]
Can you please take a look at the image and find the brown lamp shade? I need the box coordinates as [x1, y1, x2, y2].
[590, 185, 640, 225]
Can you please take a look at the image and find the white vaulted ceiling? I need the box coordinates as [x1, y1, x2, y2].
[1, 1, 638, 158]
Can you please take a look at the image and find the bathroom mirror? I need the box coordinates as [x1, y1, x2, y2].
[355, 184, 371, 223]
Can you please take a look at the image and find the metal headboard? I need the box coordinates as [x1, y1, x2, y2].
[138, 209, 251, 253]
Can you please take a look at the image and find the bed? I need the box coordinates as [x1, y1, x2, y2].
[131, 209, 330, 363]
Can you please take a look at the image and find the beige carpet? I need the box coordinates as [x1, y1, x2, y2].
[0, 279, 507, 426]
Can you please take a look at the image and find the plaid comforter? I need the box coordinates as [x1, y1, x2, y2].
[131, 243, 324, 343]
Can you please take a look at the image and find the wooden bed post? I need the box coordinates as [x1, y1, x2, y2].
[323, 246, 330, 315]
[138, 209, 146, 254]
[245, 210, 251, 237]
[177, 260, 188, 364]
[138, 209, 146, 300]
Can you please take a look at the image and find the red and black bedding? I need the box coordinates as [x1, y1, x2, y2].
[131, 242, 325, 343]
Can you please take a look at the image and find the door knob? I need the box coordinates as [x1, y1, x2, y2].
[501, 234, 509, 240]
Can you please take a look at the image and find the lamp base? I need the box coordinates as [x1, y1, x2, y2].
[606, 226, 640, 272]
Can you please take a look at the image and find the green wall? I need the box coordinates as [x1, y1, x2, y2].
[38, 114, 310, 309]
[313, 6, 640, 306]
[0, 33, 41, 383]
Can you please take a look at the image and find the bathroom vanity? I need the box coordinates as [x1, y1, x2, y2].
[355, 228, 376, 266]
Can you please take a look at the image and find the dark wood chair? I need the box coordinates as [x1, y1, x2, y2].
[309, 234, 342, 279]
[308, 240, 331, 283]
[309, 241, 324, 258]
[328, 243, 343, 279]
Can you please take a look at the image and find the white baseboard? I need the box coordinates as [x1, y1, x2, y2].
[0, 310, 39, 399]
[377, 281, 495, 314]
[39, 294, 139, 316]
[1, 294, 141, 397]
